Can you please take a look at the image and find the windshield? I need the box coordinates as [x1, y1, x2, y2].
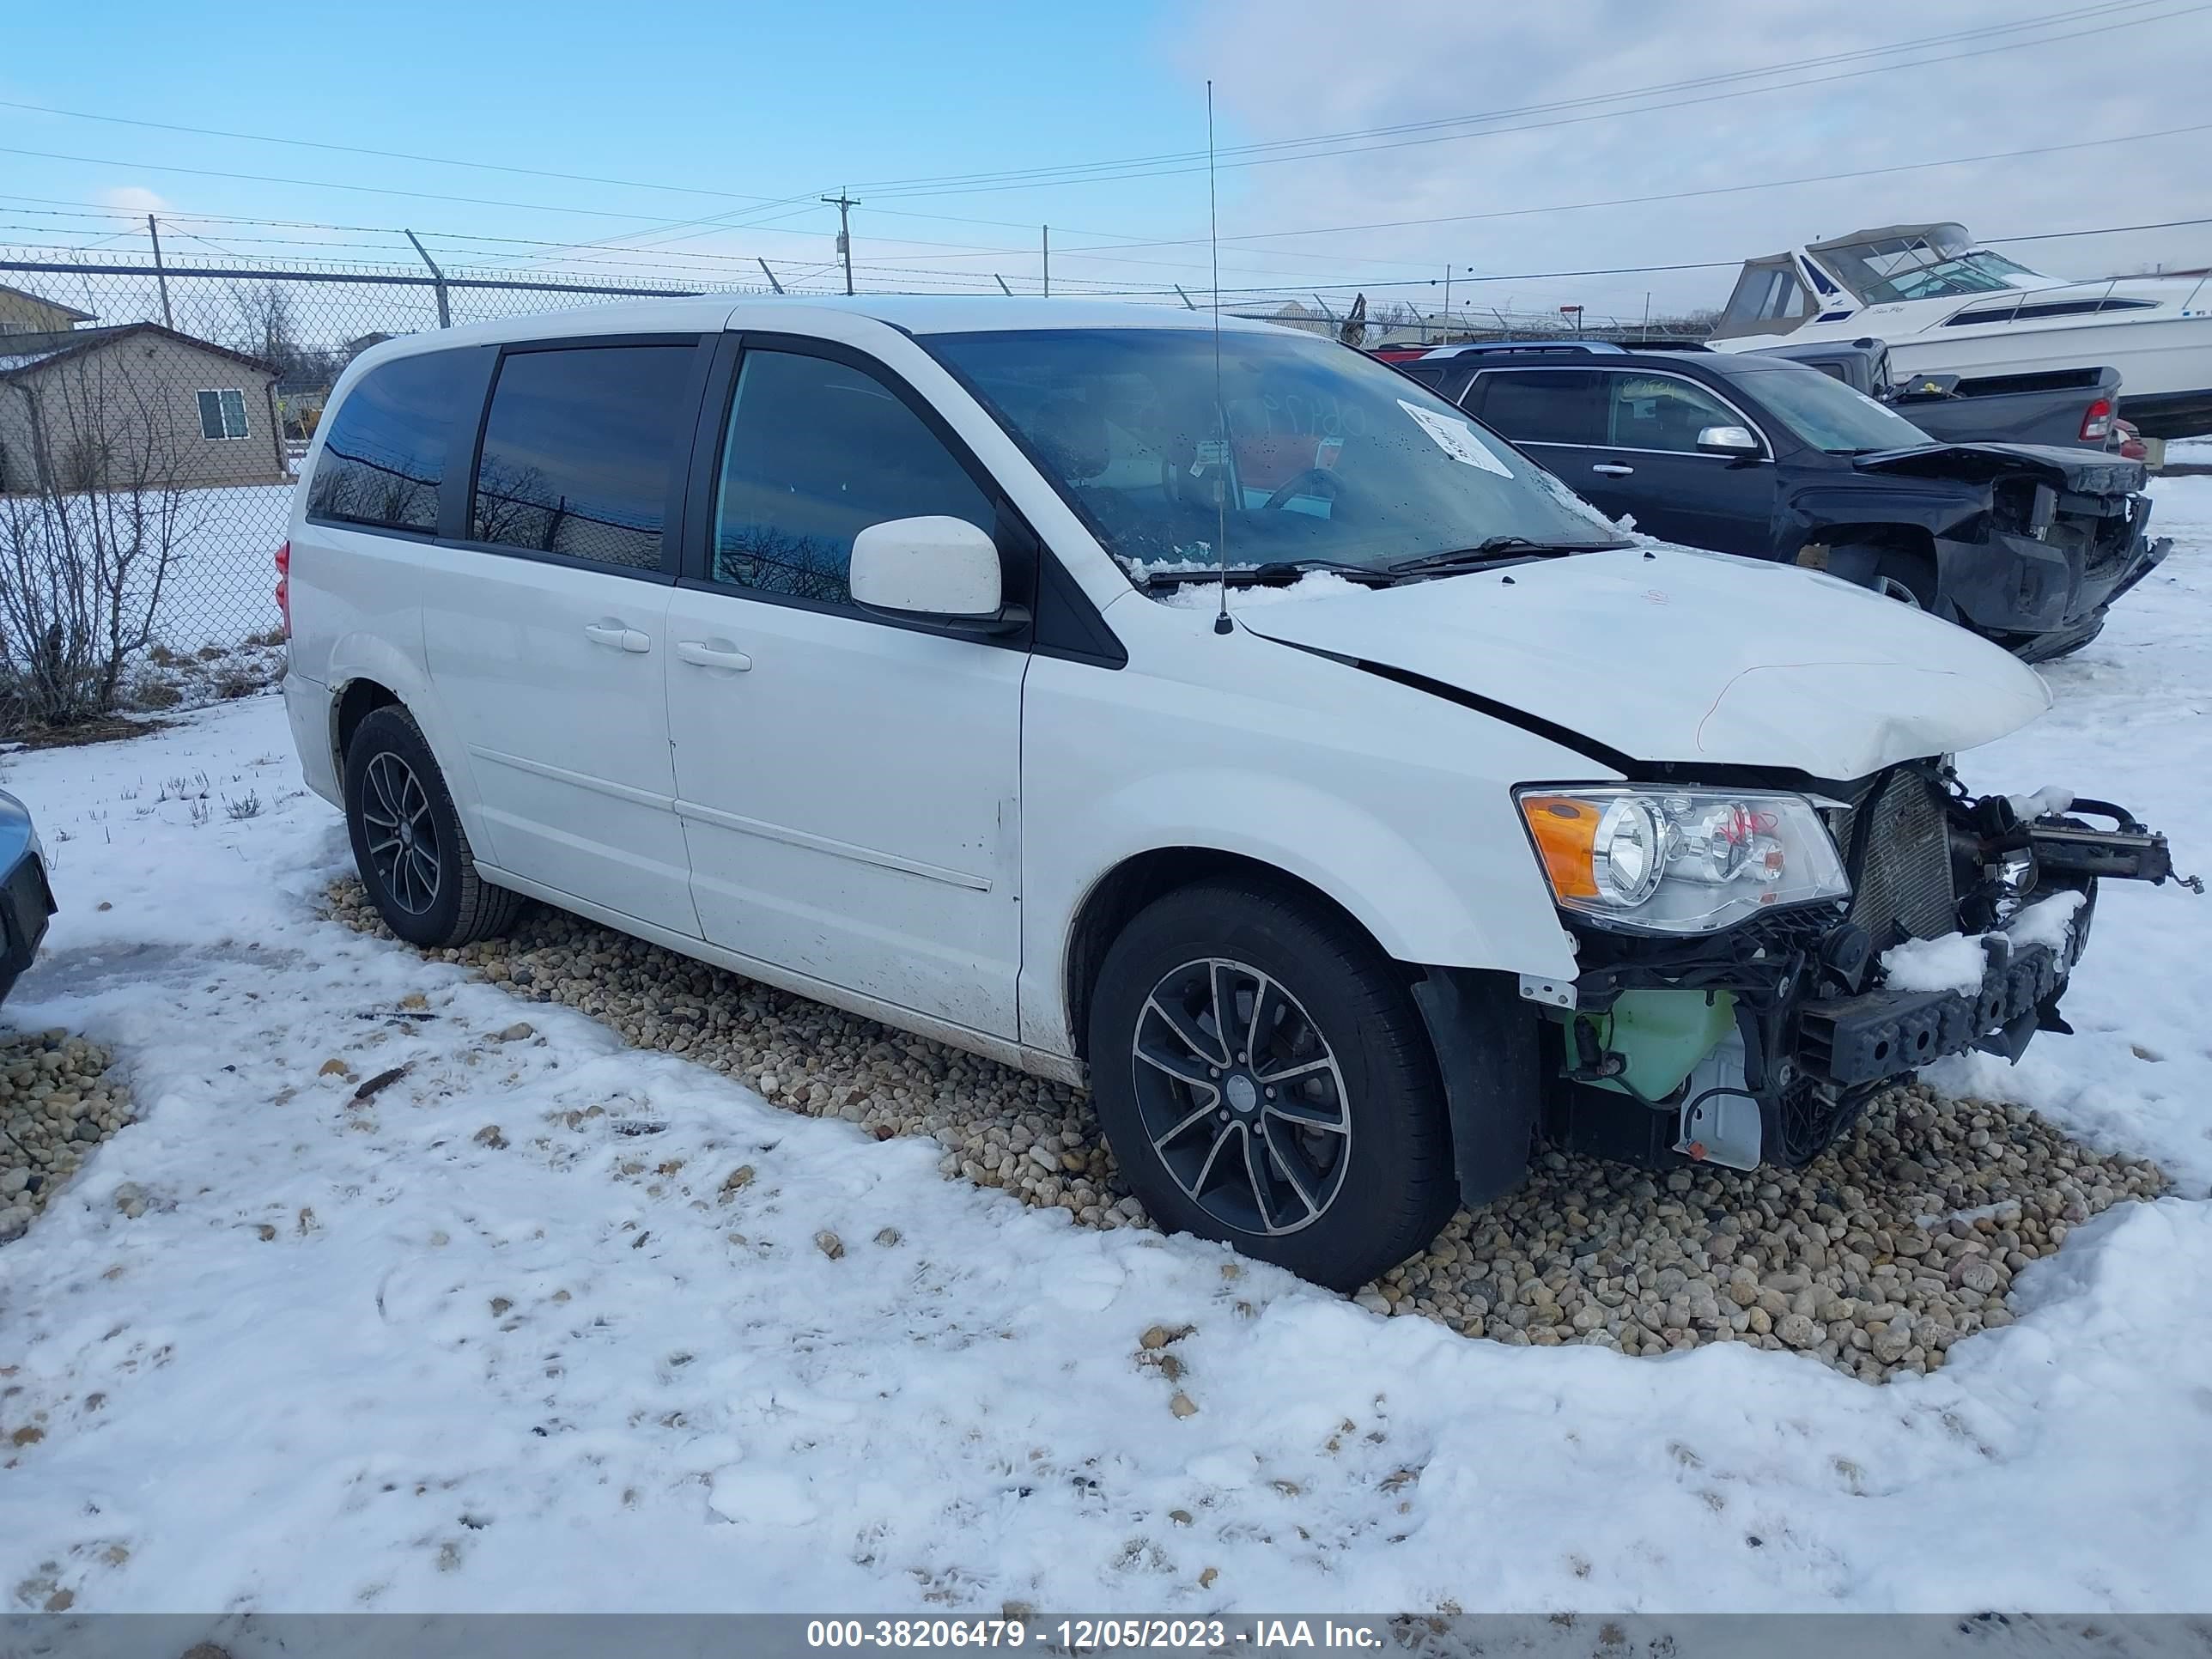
[1746, 362, 1929, 454]
[1816, 231, 2043, 304]
[921, 325, 1625, 581]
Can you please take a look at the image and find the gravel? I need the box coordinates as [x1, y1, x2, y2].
[0, 1029, 132, 1243]
[329, 881, 2168, 1383]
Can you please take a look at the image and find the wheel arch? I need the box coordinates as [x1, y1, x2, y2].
[1063, 846, 1407, 1069]
[321, 634, 490, 847]
[331, 677, 399, 775]
[1065, 847, 1537, 1243]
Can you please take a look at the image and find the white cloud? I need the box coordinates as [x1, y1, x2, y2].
[1180, 0, 2212, 322]
[96, 184, 173, 216]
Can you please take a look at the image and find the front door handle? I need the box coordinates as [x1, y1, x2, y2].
[676, 639, 754, 672]
[1590, 463, 1635, 477]
[583, 622, 651, 653]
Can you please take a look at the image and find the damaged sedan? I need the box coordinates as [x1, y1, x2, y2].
[1398, 338, 2169, 660]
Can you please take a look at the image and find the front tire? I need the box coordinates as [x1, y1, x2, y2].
[343, 705, 521, 949]
[1087, 879, 1456, 1291]
[1831, 541, 1936, 611]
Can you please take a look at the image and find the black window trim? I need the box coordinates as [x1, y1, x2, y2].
[677, 330, 1054, 654]
[1469, 365, 1776, 461]
[303, 343, 496, 544]
[1943, 295, 2160, 327]
[441, 331, 713, 585]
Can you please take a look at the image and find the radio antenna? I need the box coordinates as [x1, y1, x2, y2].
[1207, 79, 1232, 636]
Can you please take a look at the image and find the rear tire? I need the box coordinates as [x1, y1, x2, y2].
[1087, 879, 1456, 1292]
[343, 705, 522, 949]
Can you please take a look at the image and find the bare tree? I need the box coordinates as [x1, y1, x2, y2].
[229, 281, 343, 397]
[0, 350, 207, 731]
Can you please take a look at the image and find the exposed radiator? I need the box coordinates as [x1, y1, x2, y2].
[1827, 769, 1957, 947]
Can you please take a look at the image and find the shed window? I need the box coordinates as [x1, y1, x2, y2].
[198, 388, 249, 441]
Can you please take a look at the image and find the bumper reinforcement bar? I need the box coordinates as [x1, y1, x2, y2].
[1796, 907, 2088, 1087]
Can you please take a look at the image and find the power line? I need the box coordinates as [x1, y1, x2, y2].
[0, 1, 2144, 239]
[0, 96, 804, 206]
[0, 143, 788, 226]
[860, 4, 2212, 202]
[7, 2, 2197, 283]
[848, 0, 2167, 195]
[0, 193, 1420, 292]
[1054, 123, 2212, 255]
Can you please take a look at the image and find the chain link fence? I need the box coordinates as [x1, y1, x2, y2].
[0, 248, 755, 732]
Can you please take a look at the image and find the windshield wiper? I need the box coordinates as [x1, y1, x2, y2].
[1139, 556, 1387, 586]
[1386, 536, 1626, 576]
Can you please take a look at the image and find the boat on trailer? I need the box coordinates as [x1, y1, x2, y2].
[1705, 222, 2212, 439]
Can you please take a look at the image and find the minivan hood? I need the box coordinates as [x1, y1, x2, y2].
[1233, 546, 2051, 780]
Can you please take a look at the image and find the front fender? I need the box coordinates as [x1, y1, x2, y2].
[1779, 481, 1988, 555]
[1022, 766, 1579, 1058]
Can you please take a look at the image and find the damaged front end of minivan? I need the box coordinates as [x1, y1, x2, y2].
[1510, 766, 2194, 1176]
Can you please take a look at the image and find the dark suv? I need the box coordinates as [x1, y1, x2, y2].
[1395, 341, 2169, 660]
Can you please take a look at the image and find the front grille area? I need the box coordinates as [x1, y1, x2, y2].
[1827, 769, 1957, 948]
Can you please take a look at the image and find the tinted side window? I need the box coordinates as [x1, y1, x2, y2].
[470, 344, 696, 570]
[709, 349, 994, 606]
[1466, 369, 1606, 446]
[1600, 372, 1741, 453]
[309, 350, 473, 532]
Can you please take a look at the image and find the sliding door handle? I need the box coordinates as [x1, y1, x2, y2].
[583, 622, 651, 653]
[676, 639, 754, 672]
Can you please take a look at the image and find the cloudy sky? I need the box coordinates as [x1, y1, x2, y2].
[1183, 0, 2212, 323]
[4, 0, 2209, 328]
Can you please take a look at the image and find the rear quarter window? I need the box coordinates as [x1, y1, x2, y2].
[307, 349, 479, 533]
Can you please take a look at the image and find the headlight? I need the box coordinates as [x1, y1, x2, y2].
[1516, 785, 1850, 933]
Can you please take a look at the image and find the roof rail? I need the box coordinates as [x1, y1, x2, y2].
[1617, 337, 1715, 352]
[1422, 339, 1626, 359]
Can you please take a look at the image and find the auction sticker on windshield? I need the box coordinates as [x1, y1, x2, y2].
[1397, 399, 1514, 477]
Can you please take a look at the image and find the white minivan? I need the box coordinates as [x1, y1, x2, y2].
[281, 296, 2180, 1291]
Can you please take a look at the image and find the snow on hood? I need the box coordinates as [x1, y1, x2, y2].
[1158, 570, 1373, 611]
[1231, 544, 2052, 779]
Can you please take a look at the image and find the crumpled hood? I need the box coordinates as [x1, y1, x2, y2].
[1234, 546, 2051, 779]
[1850, 441, 2145, 495]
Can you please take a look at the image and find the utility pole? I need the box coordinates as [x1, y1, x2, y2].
[1042, 225, 1050, 297]
[822, 191, 859, 295]
[147, 215, 173, 330]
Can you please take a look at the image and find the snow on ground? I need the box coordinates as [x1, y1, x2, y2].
[1929, 475, 2212, 1187]
[148, 482, 293, 652]
[0, 484, 2209, 1615]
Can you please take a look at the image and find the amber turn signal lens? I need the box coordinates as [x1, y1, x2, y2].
[1520, 793, 1601, 900]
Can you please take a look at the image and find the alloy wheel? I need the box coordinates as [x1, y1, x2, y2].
[1875, 574, 1923, 609]
[361, 751, 441, 916]
[1129, 957, 1352, 1237]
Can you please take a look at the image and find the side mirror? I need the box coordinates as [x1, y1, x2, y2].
[1695, 423, 1761, 457]
[850, 516, 1018, 629]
